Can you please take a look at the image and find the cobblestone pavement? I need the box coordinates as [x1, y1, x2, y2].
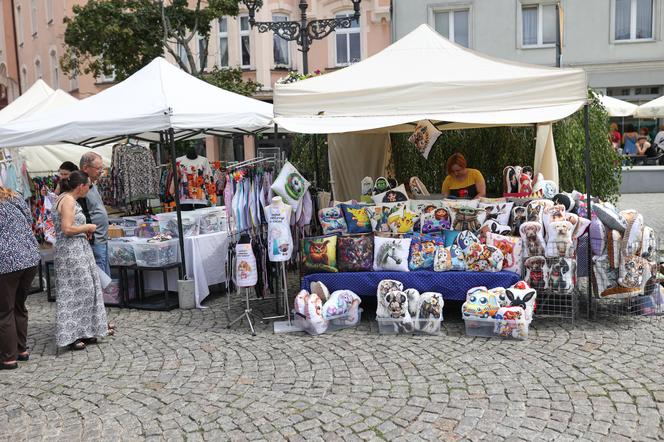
[2, 284, 664, 442]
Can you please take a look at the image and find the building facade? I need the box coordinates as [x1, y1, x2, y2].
[1, 0, 21, 108]
[393, 0, 664, 105]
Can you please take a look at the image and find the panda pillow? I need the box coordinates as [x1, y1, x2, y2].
[271, 161, 310, 208]
[373, 236, 411, 272]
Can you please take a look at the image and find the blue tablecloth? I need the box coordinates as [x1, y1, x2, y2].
[301, 271, 520, 301]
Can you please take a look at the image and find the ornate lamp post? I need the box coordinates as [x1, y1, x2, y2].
[242, 0, 361, 75]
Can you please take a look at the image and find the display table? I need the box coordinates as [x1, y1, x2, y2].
[301, 271, 521, 301]
[143, 231, 229, 308]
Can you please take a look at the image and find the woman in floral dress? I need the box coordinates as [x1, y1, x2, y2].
[53, 171, 108, 350]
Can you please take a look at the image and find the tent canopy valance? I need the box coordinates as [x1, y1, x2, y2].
[273, 24, 587, 134]
[634, 95, 664, 118]
[0, 57, 274, 148]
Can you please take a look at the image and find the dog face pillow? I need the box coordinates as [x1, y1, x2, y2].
[546, 257, 575, 293]
[520, 221, 546, 258]
[509, 205, 528, 236]
[526, 199, 553, 224]
[524, 256, 547, 291]
[545, 220, 575, 258]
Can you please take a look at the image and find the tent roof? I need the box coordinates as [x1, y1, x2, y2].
[274, 24, 587, 134]
[594, 93, 637, 117]
[634, 95, 664, 118]
[0, 80, 53, 123]
[0, 57, 274, 148]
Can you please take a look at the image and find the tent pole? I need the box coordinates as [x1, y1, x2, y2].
[168, 128, 187, 276]
[583, 103, 593, 319]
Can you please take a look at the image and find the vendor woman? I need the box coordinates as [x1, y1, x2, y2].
[441, 153, 486, 199]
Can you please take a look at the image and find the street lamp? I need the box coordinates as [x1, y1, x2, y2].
[242, 0, 362, 75]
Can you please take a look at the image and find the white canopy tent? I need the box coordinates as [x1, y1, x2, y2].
[0, 56, 275, 277]
[594, 93, 637, 117]
[0, 81, 111, 175]
[634, 95, 664, 118]
[0, 57, 274, 147]
[273, 24, 587, 198]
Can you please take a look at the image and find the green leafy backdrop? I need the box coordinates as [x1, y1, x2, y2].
[290, 92, 622, 201]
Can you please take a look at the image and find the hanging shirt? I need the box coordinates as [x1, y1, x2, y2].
[176, 155, 213, 205]
[265, 202, 293, 262]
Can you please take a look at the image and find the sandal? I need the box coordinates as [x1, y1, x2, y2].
[17, 352, 29, 362]
[82, 338, 98, 345]
[1, 361, 18, 370]
[107, 323, 116, 330]
[107, 328, 115, 336]
[68, 341, 86, 351]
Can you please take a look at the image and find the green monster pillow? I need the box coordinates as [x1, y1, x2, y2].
[271, 161, 311, 208]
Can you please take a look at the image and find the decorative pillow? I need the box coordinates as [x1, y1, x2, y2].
[310, 280, 330, 303]
[302, 235, 338, 274]
[373, 236, 411, 272]
[408, 120, 441, 159]
[509, 205, 528, 236]
[562, 212, 591, 240]
[404, 288, 421, 318]
[641, 226, 656, 260]
[293, 289, 328, 335]
[409, 176, 430, 196]
[462, 286, 501, 319]
[451, 207, 486, 232]
[433, 245, 452, 271]
[365, 205, 390, 232]
[420, 206, 452, 234]
[479, 202, 514, 225]
[321, 290, 361, 321]
[620, 210, 644, 256]
[490, 287, 510, 307]
[526, 199, 553, 224]
[592, 255, 617, 297]
[520, 221, 546, 258]
[589, 216, 607, 256]
[542, 204, 567, 227]
[337, 234, 374, 272]
[443, 198, 479, 209]
[478, 220, 512, 243]
[552, 193, 575, 212]
[415, 292, 444, 333]
[410, 199, 444, 213]
[480, 197, 507, 204]
[454, 230, 481, 253]
[545, 257, 575, 293]
[386, 208, 419, 234]
[408, 234, 443, 271]
[465, 242, 504, 272]
[594, 203, 627, 233]
[505, 283, 537, 320]
[442, 229, 460, 247]
[532, 174, 558, 199]
[523, 256, 547, 292]
[618, 255, 649, 289]
[377, 279, 404, 298]
[372, 183, 409, 207]
[271, 161, 310, 208]
[607, 229, 622, 269]
[503, 166, 519, 194]
[545, 220, 575, 258]
[318, 207, 348, 235]
[376, 290, 414, 329]
[341, 204, 372, 234]
[486, 233, 523, 274]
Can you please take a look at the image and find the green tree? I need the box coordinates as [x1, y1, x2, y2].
[61, 0, 245, 81]
[202, 67, 262, 97]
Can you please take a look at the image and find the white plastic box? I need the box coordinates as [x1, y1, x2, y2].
[376, 316, 443, 335]
[108, 238, 138, 266]
[196, 207, 225, 234]
[132, 239, 179, 267]
[463, 317, 530, 340]
[157, 212, 200, 237]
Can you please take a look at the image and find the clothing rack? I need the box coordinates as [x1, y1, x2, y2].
[226, 157, 274, 171]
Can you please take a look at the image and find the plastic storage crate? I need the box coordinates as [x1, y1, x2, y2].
[464, 317, 530, 340]
[157, 212, 200, 237]
[376, 316, 443, 335]
[108, 238, 138, 266]
[132, 239, 179, 267]
[196, 207, 225, 234]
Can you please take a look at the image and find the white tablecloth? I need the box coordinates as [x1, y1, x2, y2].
[144, 231, 229, 308]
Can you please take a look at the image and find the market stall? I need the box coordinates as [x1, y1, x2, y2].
[0, 57, 275, 310]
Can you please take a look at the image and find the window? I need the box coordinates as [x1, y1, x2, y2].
[239, 15, 251, 67]
[30, 0, 38, 35]
[218, 17, 229, 67]
[70, 73, 78, 91]
[46, 0, 53, 23]
[335, 12, 360, 66]
[34, 59, 42, 79]
[434, 9, 469, 47]
[615, 0, 653, 41]
[49, 50, 58, 87]
[20, 66, 27, 90]
[272, 14, 290, 67]
[197, 34, 207, 70]
[521, 3, 557, 46]
[177, 43, 189, 69]
[16, 6, 24, 46]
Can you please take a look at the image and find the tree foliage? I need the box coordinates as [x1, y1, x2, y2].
[61, 0, 242, 81]
[202, 67, 262, 97]
[293, 91, 621, 201]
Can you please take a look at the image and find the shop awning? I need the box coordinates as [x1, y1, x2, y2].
[634, 95, 664, 118]
[0, 57, 274, 148]
[594, 93, 637, 117]
[273, 24, 587, 134]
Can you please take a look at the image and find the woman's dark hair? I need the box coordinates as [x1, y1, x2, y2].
[59, 170, 89, 193]
[626, 124, 635, 132]
[58, 161, 79, 173]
